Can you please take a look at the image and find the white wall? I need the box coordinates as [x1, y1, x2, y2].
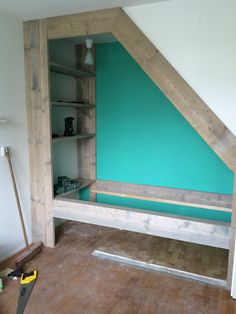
[0, 11, 30, 262]
[125, 0, 236, 136]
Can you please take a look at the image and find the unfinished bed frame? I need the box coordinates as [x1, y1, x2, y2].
[24, 8, 236, 294]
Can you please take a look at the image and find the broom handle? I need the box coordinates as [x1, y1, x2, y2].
[5, 148, 30, 249]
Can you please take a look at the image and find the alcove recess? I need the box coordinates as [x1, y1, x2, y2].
[49, 39, 96, 200]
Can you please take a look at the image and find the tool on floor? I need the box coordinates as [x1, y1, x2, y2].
[3, 147, 43, 269]
[8, 269, 23, 279]
[0, 278, 3, 292]
[16, 270, 37, 314]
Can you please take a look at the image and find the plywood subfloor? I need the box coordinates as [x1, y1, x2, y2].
[96, 229, 228, 280]
[0, 221, 235, 314]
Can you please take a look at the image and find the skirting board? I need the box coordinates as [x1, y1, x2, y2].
[92, 250, 227, 288]
[53, 199, 230, 249]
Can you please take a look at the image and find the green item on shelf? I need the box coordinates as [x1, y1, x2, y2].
[58, 176, 71, 187]
[54, 176, 81, 196]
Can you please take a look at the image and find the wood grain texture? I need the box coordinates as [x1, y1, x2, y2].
[93, 226, 228, 282]
[47, 8, 119, 39]
[112, 9, 236, 172]
[24, 20, 54, 247]
[76, 44, 96, 201]
[1, 221, 235, 313]
[227, 175, 236, 290]
[52, 198, 230, 249]
[93, 180, 233, 212]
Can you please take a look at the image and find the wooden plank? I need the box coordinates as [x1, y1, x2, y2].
[76, 44, 96, 202]
[50, 61, 94, 78]
[24, 19, 54, 247]
[112, 9, 236, 172]
[52, 198, 230, 249]
[52, 133, 95, 143]
[51, 101, 95, 109]
[47, 8, 119, 39]
[93, 180, 232, 212]
[24, 20, 46, 244]
[228, 175, 236, 291]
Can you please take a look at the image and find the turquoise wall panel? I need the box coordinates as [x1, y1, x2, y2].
[94, 42, 233, 222]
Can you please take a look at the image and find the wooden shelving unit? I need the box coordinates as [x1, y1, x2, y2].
[50, 62, 94, 78]
[51, 101, 95, 109]
[50, 43, 96, 201]
[52, 133, 95, 143]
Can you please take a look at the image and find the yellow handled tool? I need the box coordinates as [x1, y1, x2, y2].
[17, 271, 38, 314]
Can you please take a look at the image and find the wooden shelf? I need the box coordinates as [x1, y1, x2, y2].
[55, 178, 96, 199]
[50, 62, 94, 78]
[92, 180, 233, 213]
[51, 101, 95, 109]
[52, 133, 95, 143]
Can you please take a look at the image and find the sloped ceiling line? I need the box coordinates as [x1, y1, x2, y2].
[47, 7, 236, 172]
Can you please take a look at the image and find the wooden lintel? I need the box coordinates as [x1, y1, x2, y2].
[53, 198, 230, 249]
[47, 8, 119, 39]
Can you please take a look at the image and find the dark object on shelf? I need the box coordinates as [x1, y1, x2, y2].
[69, 101, 85, 104]
[52, 133, 58, 138]
[58, 176, 71, 186]
[56, 100, 85, 104]
[64, 117, 74, 136]
[54, 176, 81, 195]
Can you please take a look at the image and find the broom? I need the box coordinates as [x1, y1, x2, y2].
[4, 147, 43, 269]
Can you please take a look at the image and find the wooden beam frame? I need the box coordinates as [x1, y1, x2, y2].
[23, 7, 236, 293]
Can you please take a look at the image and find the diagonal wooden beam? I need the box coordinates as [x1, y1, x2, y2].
[112, 9, 236, 172]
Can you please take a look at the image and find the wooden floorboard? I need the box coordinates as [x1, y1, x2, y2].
[0, 221, 235, 314]
[96, 229, 228, 280]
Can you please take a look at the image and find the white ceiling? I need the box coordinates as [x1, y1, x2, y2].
[0, 0, 165, 21]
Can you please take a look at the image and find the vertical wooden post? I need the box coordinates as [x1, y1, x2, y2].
[24, 20, 54, 247]
[76, 44, 96, 201]
[228, 174, 236, 292]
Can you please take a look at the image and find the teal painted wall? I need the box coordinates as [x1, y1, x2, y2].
[89, 42, 233, 222]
